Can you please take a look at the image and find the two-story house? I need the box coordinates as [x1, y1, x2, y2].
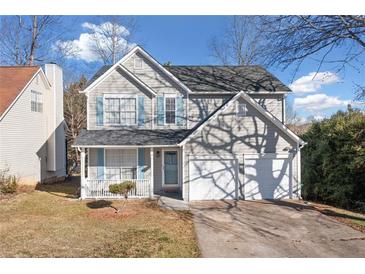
[0, 64, 66, 185]
[74, 46, 305, 201]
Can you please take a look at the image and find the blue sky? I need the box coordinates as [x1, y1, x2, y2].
[61, 16, 365, 121]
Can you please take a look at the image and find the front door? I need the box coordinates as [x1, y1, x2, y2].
[164, 151, 178, 186]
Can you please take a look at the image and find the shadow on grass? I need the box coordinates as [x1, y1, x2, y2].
[86, 200, 113, 209]
[35, 176, 80, 199]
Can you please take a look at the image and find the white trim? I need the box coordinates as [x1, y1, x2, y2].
[150, 148, 154, 197]
[297, 144, 302, 199]
[178, 90, 305, 146]
[134, 57, 143, 70]
[81, 46, 191, 95]
[181, 145, 185, 200]
[186, 92, 189, 129]
[73, 144, 179, 148]
[0, 68, 51, 121]
[161, 148, 179, 187]
[243, 153, 291, 159]
[189, 91, 290, 95]
[117, 64, 157, 96]
[283, 95, 286, 124]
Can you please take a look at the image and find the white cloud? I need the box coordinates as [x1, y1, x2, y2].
[294, 93, 349, 111]
[289, 72, 340, 93]
[55, 22, 135, 63]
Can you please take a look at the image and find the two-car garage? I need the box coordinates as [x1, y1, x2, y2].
[188, 154, 293, 201]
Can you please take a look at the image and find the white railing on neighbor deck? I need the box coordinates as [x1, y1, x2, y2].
[84, 179, 151, 199]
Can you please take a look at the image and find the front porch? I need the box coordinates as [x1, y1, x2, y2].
[79, 146, 184, 199]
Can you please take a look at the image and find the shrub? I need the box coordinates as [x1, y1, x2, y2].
[109, 181, 136, 199]
[0, 168, 18, 194]
[301, 108, 365, 211]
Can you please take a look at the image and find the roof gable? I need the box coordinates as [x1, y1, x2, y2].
[179, 91, 304, 146]
[82, 46, 192, 94]
[0, 66, 41, 118]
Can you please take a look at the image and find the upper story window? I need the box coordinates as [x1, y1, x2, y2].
[104, 96, 136, 125]
[165, 97, 176, 124]
[236, 103, 247, 117]
[31, 90, 43, 112]
[134, 57, 143, 69]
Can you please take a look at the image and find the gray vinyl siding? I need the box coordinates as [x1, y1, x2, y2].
[188, 94, 284, 129]
[88, 52, 188, 130]
[250, 94, 284, 122]
[183, 97, 298, 200]
[124, 52, 188, 130]
[88, 68, 154, 130]
[188, 94, 232, 128]
[0, 72, 65, 184]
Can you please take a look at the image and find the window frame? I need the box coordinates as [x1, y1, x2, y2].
[134, 57, 143, 70]
[103, 94, 138, 126]
[104, 148, 138, 181]
[31, 90, 43, 113]
[164, 95, 177, 125]
[236, 103, 247, 118]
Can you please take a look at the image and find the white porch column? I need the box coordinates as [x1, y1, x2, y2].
[181, 145, 185, 201]
[150, 148, 154, 198]
[80, 148, 86, 199]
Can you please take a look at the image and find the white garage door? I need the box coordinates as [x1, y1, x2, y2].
[244, 154, 292, 200]
[189, 156, 238, 200]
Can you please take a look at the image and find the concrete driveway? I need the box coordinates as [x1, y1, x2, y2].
[190, 200, 365, 257]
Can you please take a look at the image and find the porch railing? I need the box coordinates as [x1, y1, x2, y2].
[84, 179, 151, 199]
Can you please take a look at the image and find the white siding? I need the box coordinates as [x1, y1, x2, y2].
[183, 97, 298, 200]
[0, 70, 65, 184]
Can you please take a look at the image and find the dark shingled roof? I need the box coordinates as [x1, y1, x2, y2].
[74, 128, 191, 146]
[84, 64, 290, 93]
[164, 65, 291, 93]
[84, 65, 112, 89]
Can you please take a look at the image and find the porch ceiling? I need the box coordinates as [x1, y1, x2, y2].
[73, 129, 190, 147]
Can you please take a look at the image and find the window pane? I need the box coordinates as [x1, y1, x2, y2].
[237, 104, 246, 117]
[122, 168, 136, 180]
[106, 168, 120, 180]
[120, 98, 136, 125]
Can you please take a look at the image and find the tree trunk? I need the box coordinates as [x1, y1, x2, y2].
[28, 15, 38, 66]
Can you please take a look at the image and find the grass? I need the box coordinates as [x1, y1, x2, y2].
[0, 179, 200, 258]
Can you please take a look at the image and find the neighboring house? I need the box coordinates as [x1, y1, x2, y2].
[0, 65, 66, 185]
[74, 46, 305, 201]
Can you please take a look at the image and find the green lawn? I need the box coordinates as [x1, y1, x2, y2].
[0, 180, 200, 258]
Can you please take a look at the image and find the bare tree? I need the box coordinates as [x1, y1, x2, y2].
[87, 16, 137, 65]
[64, 76, 87, 174]
[259, 16, 365, 73]
[0, 15, 76, 66]
[210, 16, 263, 65]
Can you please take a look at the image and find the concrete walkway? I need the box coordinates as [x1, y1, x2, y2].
[191, 200, 365, 257]
[157, 196, 189, 211]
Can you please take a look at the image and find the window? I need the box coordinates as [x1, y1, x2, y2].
[105, 149, 137, 180]
[165, 97, 176, 124]
[134, 57, 143, 69]
[120, 98, 136, 125]
[237, 103, 247, 117]
[104, 97, 136, 125]
[31, 90, 43, 112]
